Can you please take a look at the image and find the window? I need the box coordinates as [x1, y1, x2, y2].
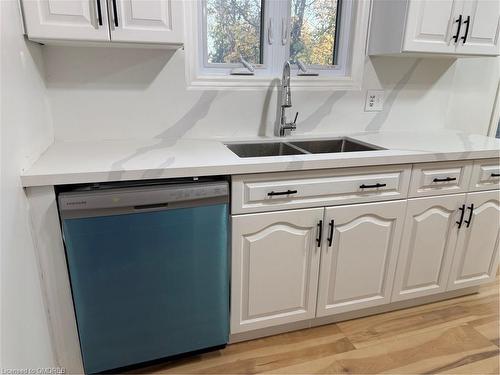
[289, 0, 342, 66]
[184, 0, 369, 88]
[205, 0, 264, 65]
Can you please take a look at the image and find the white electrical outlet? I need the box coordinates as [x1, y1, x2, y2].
[365, 90, 385, 112]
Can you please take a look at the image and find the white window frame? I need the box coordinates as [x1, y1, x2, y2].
[198, 0, 274, 77]
[184, 0, 369, 90]
[287, 0, 352, 77]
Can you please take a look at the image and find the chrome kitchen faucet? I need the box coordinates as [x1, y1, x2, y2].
[279, 61, 299, 137]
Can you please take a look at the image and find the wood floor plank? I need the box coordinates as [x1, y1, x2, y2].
[436, 355, 500, 374]
[133, 325, 354, 374]
[337, 285, 499, 348]
[128, 275, 499, 375]
[267, 325, 498, 374]
[468, 314, 500, 347]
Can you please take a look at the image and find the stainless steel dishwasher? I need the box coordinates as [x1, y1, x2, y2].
[58, 178, 229, 374]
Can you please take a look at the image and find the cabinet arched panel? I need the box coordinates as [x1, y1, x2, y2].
[392, 195, 463, 302]
[231, 208, 323, 333]
[448, 191, 500, 290]
[242, 224, 311, 319]
[317, 200, 405, 316]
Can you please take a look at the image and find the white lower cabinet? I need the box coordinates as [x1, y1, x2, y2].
[316, 200, 406, 316]
[392, 194, 464, 302]
[448, 190, 500, 290]
[230, 208, 324, 334]
[230, 163, 500, 337]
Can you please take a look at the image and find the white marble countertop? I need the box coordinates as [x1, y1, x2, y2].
[21, 130, 500, 187]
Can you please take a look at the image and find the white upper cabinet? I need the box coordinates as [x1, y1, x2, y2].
[456, 0, 500, 55]
[21, 0, 183, 45]
[316, 200, 405, 317]
[448, 190, 500, 290]
[404, 0, 462, 54]
[110, 0, 183, 44]
[392, 194, 464, 302]
[230, 208, 323, 334]
[368, 0, 500, 56]
[21, 0, 111, 41]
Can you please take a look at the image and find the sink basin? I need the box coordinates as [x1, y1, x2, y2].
[290, 138, 383, 154]
[225, 137, 384, 158]
[226, 142, 306, 158]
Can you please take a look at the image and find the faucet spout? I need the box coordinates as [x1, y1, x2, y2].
[281, 61, 292, 108]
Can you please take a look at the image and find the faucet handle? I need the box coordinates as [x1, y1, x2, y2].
[293, 112, 299, 124]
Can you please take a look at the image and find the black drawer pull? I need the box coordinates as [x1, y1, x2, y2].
[461, 15, 470, 44]
[112, 0, 119, 27]
[360, 183, 386, 189]
[491, 173, 500, 177]
[96, 0, 103, 25]
[464, 204, 474, 228]
[456, 204, 465, 228]
[433, 177, 457, 183]
[267, 189, 298, 197]
[316, 220, 323, 247]
[327, 219, 335, 247]
[452, 15, 462, 43]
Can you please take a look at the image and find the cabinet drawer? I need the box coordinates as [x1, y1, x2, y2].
[409, 161, 473, 197]
[232, 165, 411, 214]
[469, 159, 500, 192]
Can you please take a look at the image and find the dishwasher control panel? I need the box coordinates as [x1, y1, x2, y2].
[58, 181, 229, 214]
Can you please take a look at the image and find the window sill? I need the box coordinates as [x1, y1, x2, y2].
[186, 73, 363, 91]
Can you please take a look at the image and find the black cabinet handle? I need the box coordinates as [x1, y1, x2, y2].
[327, 219, 335, 247]
[461, 15, 470, 44]
[360, 183, 387, 189]
[491, 173, 500, 177]
[452, 14, 462, 43]
[456, 204, 466, 228]
[112, 0, 119, 27]
[433, 177, 457, 183]
[316, 220, 323, 247]
[96, 0, 103, 26]
[464, 204, 474, 228]
[267, 189, 297, 197]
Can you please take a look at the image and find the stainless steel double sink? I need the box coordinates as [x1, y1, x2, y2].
[225, 137, 384, 158]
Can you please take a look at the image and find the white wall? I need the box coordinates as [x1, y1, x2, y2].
[0, 0, 55, 369]
[41, 46, 499, 142]
[446, 57, 500, 135]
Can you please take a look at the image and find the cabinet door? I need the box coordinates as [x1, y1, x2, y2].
[448, 190, 500, 290]
[392, 195, 465, 302]
[403, 0, 462, 53]
[21, 0, 110, 41]
[231, 208, 324, 333]
[109, 0, 183, 44]
[316, 200, 406, 317]
[456, 0, 500, 55]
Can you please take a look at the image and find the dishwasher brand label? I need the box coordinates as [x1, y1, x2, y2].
[65, 200, 87, 207]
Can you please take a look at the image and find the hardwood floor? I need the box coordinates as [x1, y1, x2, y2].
[130, 275, 499, 374]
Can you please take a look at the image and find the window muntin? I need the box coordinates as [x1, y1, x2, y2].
[205, 0, 265, 65]
[289, 0, 342, 67]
